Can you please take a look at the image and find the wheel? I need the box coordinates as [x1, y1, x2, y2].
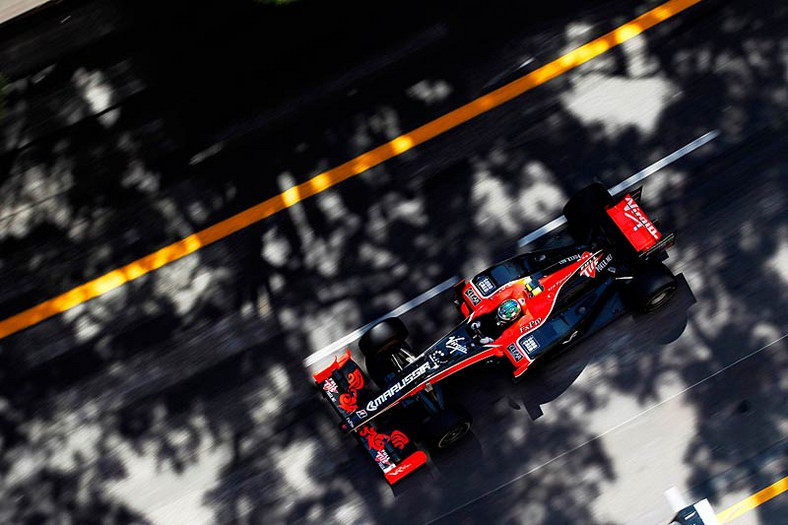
[423, 405, 472, 450]
[358, 317, 408, 359]
[628, 262, 678, 312]
[359, 318, 409, 387]
[562, 183, 613, 243]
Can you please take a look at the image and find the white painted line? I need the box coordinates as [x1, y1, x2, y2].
[303, 276, 459, 368]
[517, 130, 720, 248]
[608, 129, 720, 196]
[306, 130, 720, 368]
[516, 216, 567, 249]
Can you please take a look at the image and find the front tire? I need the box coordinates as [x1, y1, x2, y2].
[629, 262, 678, 312]
[423, 405, 473, 450]
[359, 318, 409, 387]
[358, 317, 408, 359]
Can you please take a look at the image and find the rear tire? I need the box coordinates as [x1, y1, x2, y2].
[563, 183, 613, 244]
[628, 262, 678, 312]
[423, 405, 473, 450]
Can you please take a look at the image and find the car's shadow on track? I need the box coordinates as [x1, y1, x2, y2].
[390, 274, 696, 496]
[517, 273, 696, 420]
[385, 275, 697, 499]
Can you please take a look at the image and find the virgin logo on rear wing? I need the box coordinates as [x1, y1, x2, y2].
[622, 196, 660, 239]
[606, 194, 662, 253]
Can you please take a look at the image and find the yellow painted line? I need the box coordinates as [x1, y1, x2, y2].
[0, 0, 703, 340]
[717, 475, 788, 523]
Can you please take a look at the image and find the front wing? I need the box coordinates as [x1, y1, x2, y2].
[314, 350, 428, 484]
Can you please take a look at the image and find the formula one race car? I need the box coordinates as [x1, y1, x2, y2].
[314, 183, 678, 484]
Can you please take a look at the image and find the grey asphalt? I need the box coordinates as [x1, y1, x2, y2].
[0, 0, 786, 523]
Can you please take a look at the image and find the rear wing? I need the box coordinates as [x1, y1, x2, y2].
[606, 188, 674, 258]
[314, 350, 427, 484]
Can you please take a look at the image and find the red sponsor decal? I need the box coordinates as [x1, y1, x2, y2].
[579, 255, 600, 278]
[336, 368, 365, 414]
[323, 378, 338, 394]
[358, 426, 388, 451]
[623, 196, 660, 239]
[389, 430, 409, 450]
[375, 449, 391, 466]
[338, 391, 358, 413]
[606, 195, 662, 252]
[384, 451, 428, 484]
[347, 369, 364, 391]
[519, 317, 543, 333]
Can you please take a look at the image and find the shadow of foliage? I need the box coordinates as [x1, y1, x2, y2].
[0, 0, 785, 523]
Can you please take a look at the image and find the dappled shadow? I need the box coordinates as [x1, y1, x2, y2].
[0, 0, 786, 523]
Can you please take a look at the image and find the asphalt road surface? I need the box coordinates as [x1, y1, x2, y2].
[0, 0, 786, 523]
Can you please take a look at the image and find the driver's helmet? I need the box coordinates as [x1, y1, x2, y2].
[496, 298, 522, 324]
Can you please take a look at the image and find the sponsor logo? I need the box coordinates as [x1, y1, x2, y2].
[356, 409, 367, 418]
[596, 253, 613, 272]
[357, 427, 408, 456]
[338, 369, 365, 413]
[323, 379, 338, 402]
[477, 276, 496, 295]
[445, 335, 467, 355]
[579, 257, 598, 278]
[623, 196, 660, 239]
[366, 360, 437, 412]
[387, 463, 412, 477]
[519, 317, 543, 333]
[323, 378, 338, 393]
[548, 274, 571, 292]
[359, 425, 388, 450]
[520, 336, 539, 354]
[429, 347, 450, 365]
[559, 254, 582, 265]
[507, 343, 525, 362]
[384, 450, 427, 480]
[390, 430, 409, 449]
[465, 287, 481, 305]
[376, 449, 391, 466]
[339, 391, 358, 413]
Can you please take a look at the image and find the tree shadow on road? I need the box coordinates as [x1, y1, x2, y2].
[0, 0, 786, 523]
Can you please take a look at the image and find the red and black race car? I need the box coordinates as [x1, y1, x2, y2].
[313, 183, 678, 484]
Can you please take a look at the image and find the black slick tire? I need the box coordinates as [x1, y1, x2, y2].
[629, 262, 678, 313]
[359, 318, 408, 387]
[358, 317, 408, 359]
[423, 405, 472, 451]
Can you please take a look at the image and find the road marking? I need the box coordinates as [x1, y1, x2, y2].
[303, 276, 458, 368]
[426, 333, 788, 523]
[517, 130, 720, 248]
[0, 0, 704, 340]
[717, 475, 788, 523]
